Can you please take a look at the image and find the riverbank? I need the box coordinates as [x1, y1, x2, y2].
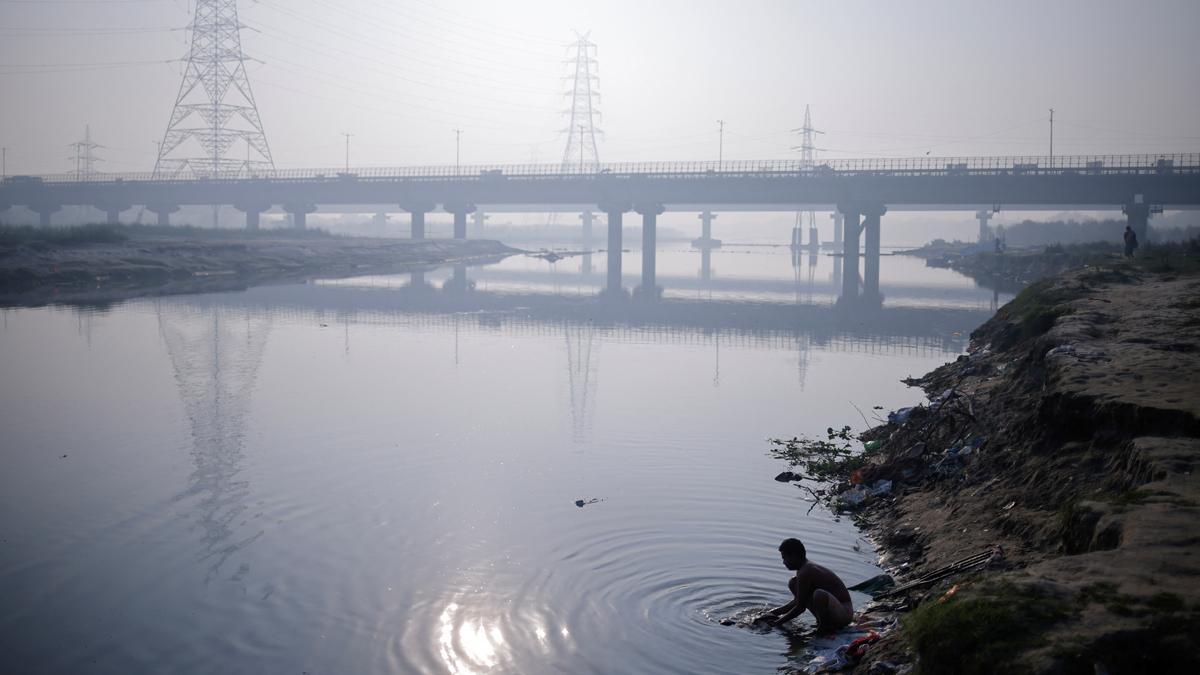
[783, 243, 1200, 673]
[0, 225, 518, 307]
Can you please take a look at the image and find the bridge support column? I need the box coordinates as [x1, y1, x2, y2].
[446, 203, 476, 240]
[635, 203, 665, 298]
[103, 206, 128, 226]
[472, 211, 487, 236]
[444, 264, 472, 292]
[234, 203, 271, 231]
[284, 203, 316, 230]
[1124, 197, 1151, 244]
[861, 204, 887, 303]
[580, 210, 594, 248]
[147, 204, 180, 227]
[976, 210, 993, 243]
[401, 202, 435, 239]
[830, 212, 843, 251]
[33, 204, 61, 227]
[600, 202, 630, 294]
[693, 211, 721, 248]
[700, 247, 713, 283]
[837, 205, 862, 302]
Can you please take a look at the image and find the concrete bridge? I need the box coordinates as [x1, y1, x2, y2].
[4, 153, 1198, 302]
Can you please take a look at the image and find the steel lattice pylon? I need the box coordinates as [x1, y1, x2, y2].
[154, 0, 274, 179]
[561, 32, 602, 173]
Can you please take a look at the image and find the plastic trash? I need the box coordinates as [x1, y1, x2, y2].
[775, 471, 803, 482]
[848, 574, 895, 595]
[863, 439, 884, 452]
[839, 486, 868, 507]
[888, 407, 915, 425]
[868, 480, 893, 496]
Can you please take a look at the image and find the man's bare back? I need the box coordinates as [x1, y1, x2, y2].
[761, 538, 854, 631]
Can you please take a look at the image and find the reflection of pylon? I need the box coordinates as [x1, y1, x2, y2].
[564, 322, 600, 441]
[157, 301, 271, 583]
[154, 0, 274, 179]
[561, 32, 602, 173]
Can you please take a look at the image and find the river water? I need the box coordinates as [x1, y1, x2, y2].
[0, 242, 1009, 674]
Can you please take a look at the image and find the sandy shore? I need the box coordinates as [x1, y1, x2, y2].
[0, 233, 518, 307]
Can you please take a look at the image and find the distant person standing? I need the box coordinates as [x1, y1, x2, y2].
[1124, 225, 1139, 258]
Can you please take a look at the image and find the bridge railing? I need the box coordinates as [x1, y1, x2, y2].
[15, 153, 1200, 185]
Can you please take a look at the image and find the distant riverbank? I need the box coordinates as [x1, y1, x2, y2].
[0, 225, 518, 307]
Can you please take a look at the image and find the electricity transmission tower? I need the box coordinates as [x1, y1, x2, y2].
[561, 32, 602, 173]
[791, 104, 823, 247]
[69, 125, 104, 180]
[154, 0, 274, 179]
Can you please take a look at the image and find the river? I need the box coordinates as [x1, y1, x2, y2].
[0, 241, 1010, 674]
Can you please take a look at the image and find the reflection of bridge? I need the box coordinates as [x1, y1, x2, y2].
[459, 253, 996, 309]
[152, 273, 985, 355]
[6, 153, 1196, 305]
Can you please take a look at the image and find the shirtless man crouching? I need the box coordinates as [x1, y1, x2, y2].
[760, 538, 854, 631]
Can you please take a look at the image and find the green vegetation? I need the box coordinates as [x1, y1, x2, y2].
[767, 426, 867, 481]
[904, 582, 1071, 675]
[0, 224, 127, 246]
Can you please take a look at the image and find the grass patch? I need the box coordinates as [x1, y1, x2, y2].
[1132, 239, 1200, 275]
[0, 224, 127, 246]
[904, 583, 1071, 675]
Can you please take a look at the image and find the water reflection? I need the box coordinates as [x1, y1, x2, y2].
[157, 303, 270, 583]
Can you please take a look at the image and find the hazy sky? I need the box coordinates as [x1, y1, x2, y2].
[2, 0, 1198, 176]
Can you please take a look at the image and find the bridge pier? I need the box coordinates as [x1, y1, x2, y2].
[1124, 198, 1151, 244]
[472, 211, 488, 236]
[33, 204, 61, 227]
[284, 203, 316, 230]
[401, 202, 434, 239]
[831, 212, 844, 251]
[635, 203, 665, 298]
[444, 264, 473, 292]
[446, 202, 476, 239]
[580, 210, 594, 248]
[600, 202, 630, 294]
[234, 203, 271, 231]
[700, 247, 713, 283]
[147, 204, 180, 227]
[693, 211, 721, 248]
[861, 204, 886, 303]
[976, 210, 993, 243]
[99, 204, 130, 226]
[838, 205, 862, 301]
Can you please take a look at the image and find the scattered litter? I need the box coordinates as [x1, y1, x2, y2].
[1003, 500, 1017, 511]
[888, 407, 916, 425]
[902, 442, 927, 460]
[846, 630, 881, 659]
[775, 471, 805, 482]
[863, 439, 884, 452]
[839, 486, 868, 508]
[937, 584, 959, 604]
[869, 480, 893, 496]
[574, 498, 604, 508]
[849, 574, 895, 595]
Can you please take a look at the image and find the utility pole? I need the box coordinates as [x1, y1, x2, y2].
[454, 128, 462, 174]
[717, 119, 726, 170]
[2, 146, 6, 181]
[342, 132, 353, 173]
[1048, 108, 1055, 168]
